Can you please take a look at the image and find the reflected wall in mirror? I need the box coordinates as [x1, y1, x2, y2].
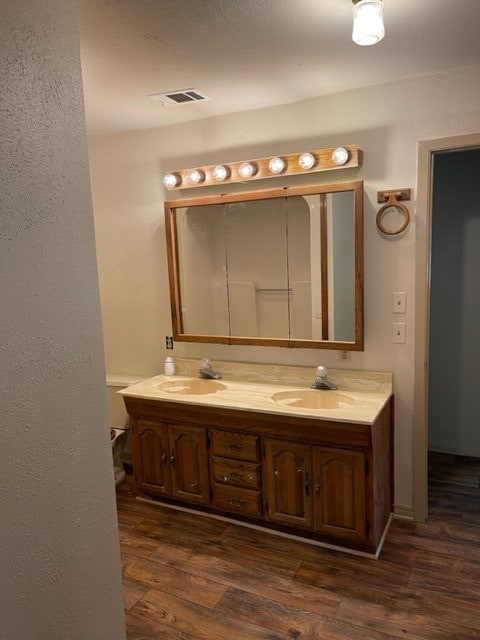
[165, 181, 363, 350]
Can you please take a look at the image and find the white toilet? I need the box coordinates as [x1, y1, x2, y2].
[106, 374, 144, 485]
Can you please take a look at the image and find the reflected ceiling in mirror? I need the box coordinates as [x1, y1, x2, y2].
[165, 181, 364, 350]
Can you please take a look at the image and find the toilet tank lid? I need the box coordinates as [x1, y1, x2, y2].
[106, 374, 146, 388]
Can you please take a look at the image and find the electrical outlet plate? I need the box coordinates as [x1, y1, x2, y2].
[338, 350, 351, 362]
[165, 336, 174, 349]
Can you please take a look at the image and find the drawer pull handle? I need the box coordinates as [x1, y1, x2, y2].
[228, 443, 242, 452]
[229, 497, 245, 507]
[229, 471, 241, 480]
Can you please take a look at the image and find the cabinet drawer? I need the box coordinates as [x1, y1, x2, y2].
[213, 484, 262, 518]
[212, 457, 261, 490]
[211, 430, 260, 462]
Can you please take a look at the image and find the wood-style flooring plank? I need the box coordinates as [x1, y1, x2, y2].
[146, 539, 342, 616]
[294, 554, 410, 607]
[214, 588, 397, 640]
[335, 595, 480, 640]
[129, 588, 293, 640]
[132, 517, 302, 578]
[123, 558, 228, 609]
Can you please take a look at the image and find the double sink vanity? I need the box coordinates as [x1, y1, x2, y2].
[121, 176, 393, 556]
[120, 359, 393, 557]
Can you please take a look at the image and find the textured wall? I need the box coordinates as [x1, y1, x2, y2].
[0, 2, 125, 638]
[89, 66, 480, 514]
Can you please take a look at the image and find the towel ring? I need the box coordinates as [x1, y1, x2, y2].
[376, 192, 410, 236]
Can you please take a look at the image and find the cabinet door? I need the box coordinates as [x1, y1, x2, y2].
[312, 448, 366, 542]
[264, 439, 312, 528]
[169, 424, 210, 505]
[133, 420, 172, 496]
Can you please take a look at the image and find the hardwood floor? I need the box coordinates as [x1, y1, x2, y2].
[117, 454, 480, 639]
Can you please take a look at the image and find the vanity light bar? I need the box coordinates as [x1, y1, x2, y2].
[162, 145, 362, 190]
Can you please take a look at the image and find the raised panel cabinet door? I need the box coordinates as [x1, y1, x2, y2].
[312, 448, 366, 542]
[133, 420, 172, 495]
[264, 438, 312, 528]
[169, 424, 210, 505]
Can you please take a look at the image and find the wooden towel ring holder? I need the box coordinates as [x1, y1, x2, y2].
[376, 190, 411, 236]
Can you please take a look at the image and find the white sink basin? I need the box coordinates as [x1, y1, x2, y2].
[271, 389, 359, 410]
[158, 379, 227, 396]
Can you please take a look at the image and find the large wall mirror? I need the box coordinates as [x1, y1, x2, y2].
[165, 180, 364, 350]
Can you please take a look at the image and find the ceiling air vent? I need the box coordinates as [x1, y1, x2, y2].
[149, 88, 212, 106]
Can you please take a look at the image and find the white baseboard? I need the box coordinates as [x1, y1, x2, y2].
[394, 503, 414, 519]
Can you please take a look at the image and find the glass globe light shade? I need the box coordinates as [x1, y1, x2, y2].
[331, 147, 350, 166]
[298, 152, 316, 170]
[188, 169, 205, 184]
[212, 165, 230, 181]
[268, 157, 286, 174]
[352, 0, 385, 46]
[162, 173, 180, 189]
[238, 162, 257, 178]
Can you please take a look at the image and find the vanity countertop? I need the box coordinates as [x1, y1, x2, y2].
[119, 360, 392, 425]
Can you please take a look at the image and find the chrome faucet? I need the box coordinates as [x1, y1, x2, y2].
[198, 358, 222, 380]
[312, 365, 337, 390]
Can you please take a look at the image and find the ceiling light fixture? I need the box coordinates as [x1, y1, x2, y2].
[352, 0, 385, 46]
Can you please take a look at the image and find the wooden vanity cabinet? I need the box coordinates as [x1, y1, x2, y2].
[263, 441, 366, 543]
[132, 419, 210, 505]
[263, 439, 313, 528]
[210, 430, 263, 518]
[125, 395, 393, 555]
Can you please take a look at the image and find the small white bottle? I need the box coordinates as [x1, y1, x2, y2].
[164, 356, 175, 376]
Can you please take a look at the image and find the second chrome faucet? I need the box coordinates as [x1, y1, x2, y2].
[312, 365, 337, 390]
[198, 358, 222, 380]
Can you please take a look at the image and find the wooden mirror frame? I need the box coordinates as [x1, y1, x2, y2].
[165, 180, 364, 350]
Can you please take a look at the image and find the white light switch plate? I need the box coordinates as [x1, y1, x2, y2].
[392, 322, 406, 343]
[393, 292, 406, 314]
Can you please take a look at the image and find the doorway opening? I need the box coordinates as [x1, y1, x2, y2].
[414, 134, 480, 522]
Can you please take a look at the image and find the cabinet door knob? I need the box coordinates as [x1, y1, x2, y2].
[161, 454, 167, 464]
[314, 478, 321, 494]
[169, 455, 176, 467]
[304, 471, 310, 495]
[274, 470, 280, 477]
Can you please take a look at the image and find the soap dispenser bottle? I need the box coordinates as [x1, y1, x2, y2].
[164, 356, 175, 376]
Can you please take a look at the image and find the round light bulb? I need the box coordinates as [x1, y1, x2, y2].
[238, 162, 257, 178]
[298, 152, 316, 170]
[212, 165, 230, 181]
[352, 0, 385, 46]
[331, 147, 349, 166]
[162, 172, 181, 189]
[188, 169, 205, 184]
[268, 157, 286, 174]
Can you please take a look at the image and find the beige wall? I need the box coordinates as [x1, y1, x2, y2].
[1, 2, 125, 638]
[89, 65, 480, 515]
